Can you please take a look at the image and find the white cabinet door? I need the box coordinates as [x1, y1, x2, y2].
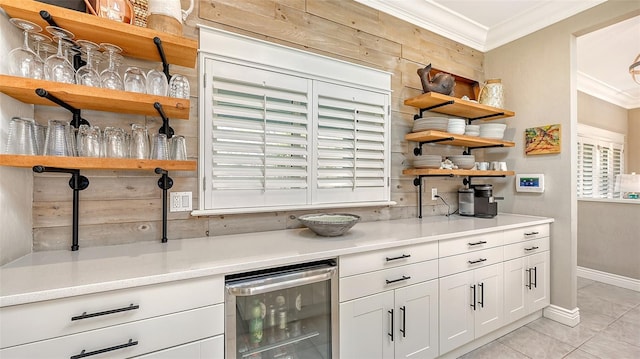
[527, 251, 550, 312]
[439, 271, 475, 354]
[474, 263, 504, 338]
[503, 257, 527, 323]
[394, 280, 438, 359]
[340, 291, 395, 359]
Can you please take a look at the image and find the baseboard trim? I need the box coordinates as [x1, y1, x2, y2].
[577, 266, 640, 292]
[543, 305, 580, 327]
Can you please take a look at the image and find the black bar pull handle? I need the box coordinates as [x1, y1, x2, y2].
[533, 267, 538, 288]
[399, 306, 406, 338]
[468, 240, 487, 246]
[70, 339, 138, 359]
[526, 268, 532, 290]
[71, 304, 139, 321]
[470, 285, 476, 310]
[524, 231, 540, 236]
[386, 254, 411, 262]
[388, 309, 394, 342]
[524, 246, 539, 251]
[386, 275, 411, 285]
[468, 258, 487, 265]
[478, 283, 484, 308]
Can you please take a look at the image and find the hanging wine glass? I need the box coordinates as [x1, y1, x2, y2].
[75, 40, 102, 87]
[28, 32, 52, 80]
[44, 26, 76, 84]
[8, 18, 42, 78]
[99, 43, 124, 90]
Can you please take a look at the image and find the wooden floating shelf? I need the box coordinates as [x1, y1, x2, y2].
[405, 130, 515, 148]
[0, 0, 197, 68]
[402, 168, 515, 177]
[0, 154, 196, 171]
[404, 92, 515, 120]
[0, 76, 190, 119]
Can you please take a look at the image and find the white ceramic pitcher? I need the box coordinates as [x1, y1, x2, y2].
[478, 79, 504, 109]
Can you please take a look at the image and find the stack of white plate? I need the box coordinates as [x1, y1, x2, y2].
[465, 124, 480, 137]
[447, 155, 475, 169]
[447, 118, 466, 135]
[412, 117, 448, 132]
[413, 155, 442, 169]
[479, 123, 507, 139]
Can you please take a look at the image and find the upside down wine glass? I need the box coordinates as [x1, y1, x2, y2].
[28, 32, 52, 80]
[8, 18, 42, 78]
[100, 43, 124, 90]
[44, 26, 76, 84]
[75, 40, 102, 87]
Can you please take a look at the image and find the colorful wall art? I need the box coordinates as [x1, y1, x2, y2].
[525, 124, 561, 155]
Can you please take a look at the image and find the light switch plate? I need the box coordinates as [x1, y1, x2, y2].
[170, 191, 192, 212]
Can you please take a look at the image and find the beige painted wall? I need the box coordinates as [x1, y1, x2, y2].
[629, 108, 640, 173]
[578, 201, 640, 279]
[485, 1, 640, 311]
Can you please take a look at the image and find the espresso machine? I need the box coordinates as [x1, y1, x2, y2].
[458, 184, 498, 218]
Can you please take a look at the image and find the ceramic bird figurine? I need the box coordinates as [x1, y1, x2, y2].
[417, 64, 456, 96]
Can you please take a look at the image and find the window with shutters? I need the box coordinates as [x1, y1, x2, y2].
[577, 124, 624, 199]
[197, 27, 392, 214]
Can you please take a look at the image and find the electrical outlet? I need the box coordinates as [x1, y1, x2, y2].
[431, 188, 438, 201]
[170, 192, 193, 212]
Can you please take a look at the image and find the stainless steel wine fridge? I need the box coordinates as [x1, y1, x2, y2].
[225, 259, 338, 359]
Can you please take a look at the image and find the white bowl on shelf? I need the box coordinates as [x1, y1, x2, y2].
[479, 123, 507, 139]
[447, 118, 466, 135]
[413, 155, 442, 168]
[447, 155, 475, 169]
[413, 117, 449, 132]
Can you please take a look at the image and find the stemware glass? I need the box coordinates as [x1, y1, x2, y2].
[75, 40, 102, 87]
[28, 32, 51, 80]
[44, 26, 76, 84]
[8, 18, 42, 78]
[124, 66, 147, 93]
[100, 43, 124, 90]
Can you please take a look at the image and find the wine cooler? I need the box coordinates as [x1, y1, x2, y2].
[225, 260, 338, 359]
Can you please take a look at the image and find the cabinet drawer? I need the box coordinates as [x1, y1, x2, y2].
[0, 304, 223, 359]
[0, 276, 223, 348]
[504, 237, 550, 261]
[504, 224, 549, 244]
[439, 231, 503, 258]
[339, 260, 438, 302]
[339, 241, 437, 278]
[439, 247, 504, 277]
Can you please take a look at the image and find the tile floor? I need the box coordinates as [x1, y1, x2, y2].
[459, 277, 640, 359]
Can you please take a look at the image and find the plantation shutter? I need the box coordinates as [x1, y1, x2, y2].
[204, 59, 311, 209]
[313, 82, 389, 204]
[577, 138, 595, 198]
[598, 145, 611, 197]
[577, 134, 624, 199]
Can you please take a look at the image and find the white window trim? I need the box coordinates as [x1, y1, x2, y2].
[194, 26, 395, 216]
[577, 123, 625, 200]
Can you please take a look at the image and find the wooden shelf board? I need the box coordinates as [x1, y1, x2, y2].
[402, 168, 515, 176]
[405, 130, 515, 148]
[404, 92, 515, 120]
[0, 154, 196, 171]
[0, 0, 197, 68]
[0, 76, 190, 119]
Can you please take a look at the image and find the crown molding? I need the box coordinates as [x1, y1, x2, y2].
[578, 71, 640, 110]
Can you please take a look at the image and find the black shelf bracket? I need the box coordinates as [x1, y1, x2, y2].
[413, 174, 455, 218]
[36, 88, 90, 128]
[413, 137, 455, 155]
[468, 112, 505, 122]
[463, 175, 507, 186]
[33, 166, 89, 251]
[463, 144, 505, 155]
[414, 100, 455, 120]
[153, 37, 172, 82]
[39, 11, 85, 70]
[155, 168, 174, 243]
[154, 102, 175, 138]
[39, 10, 59, 27]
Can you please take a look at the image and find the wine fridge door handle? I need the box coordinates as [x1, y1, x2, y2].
[478, 283, 484, 308]
[226, 266, 336, 296]
[388, 309, 394, 342]
[399, 306, 406, 338]
[470, 285, 476, 310]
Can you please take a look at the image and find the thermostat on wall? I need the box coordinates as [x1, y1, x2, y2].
[516, 174, 545, 193]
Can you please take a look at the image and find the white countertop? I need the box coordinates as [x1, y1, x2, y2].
[0, 214, 553, 307]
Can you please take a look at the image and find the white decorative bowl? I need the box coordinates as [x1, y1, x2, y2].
[297, 213, 361, 237]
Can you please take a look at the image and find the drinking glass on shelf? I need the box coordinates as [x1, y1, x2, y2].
[149, 133, 169, 160]
[28, 32, 52, 80]
[146, 69, 168, 96]
[5, 117, 37, 155]
[99, 43, 124, 90]
[34, 122, 46, 155]
[44, 120, 73, 156]
[8, 18, 42, 79]
[124, 66, 147, 94]
[104, 126, 128, 158]
[76, 124, 102, 157]
[130, 124, 149, 159]
[169, 74, 190, 99]
[75, 40, 102, 87]
[44, 26, 76, 84]
[169, 135, 187, 160]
